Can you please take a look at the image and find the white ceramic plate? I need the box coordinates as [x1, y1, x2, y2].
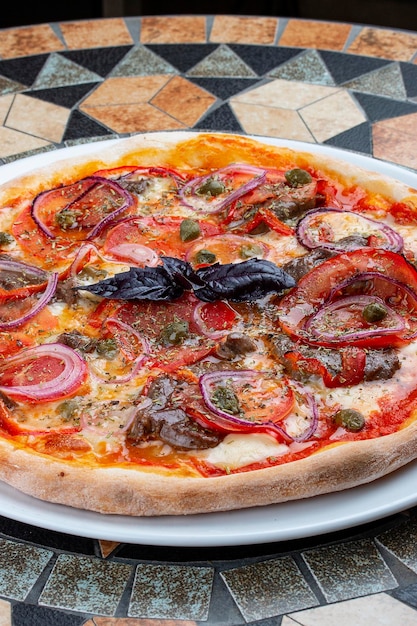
[1, 133, 417, 547]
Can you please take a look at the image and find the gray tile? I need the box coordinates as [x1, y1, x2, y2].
[39, 554, 132, 616]
[32, 53, 102, 90]
[129, 563, 214, 620]
[301, 538, 398, 603]
[343, 63, 407, 100]
[110, 45, 177, 77]
[187, 45, 257, 78]
[269, 49, 335, 86]
[220, 556, 319, 622]
[376, 518, 417, 573]
[0, 539, 52, 601]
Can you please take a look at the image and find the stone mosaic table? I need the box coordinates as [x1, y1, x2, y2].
[1, 13, 417, 626]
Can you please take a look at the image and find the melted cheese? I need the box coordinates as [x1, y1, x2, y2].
[200, 433, 288, 470]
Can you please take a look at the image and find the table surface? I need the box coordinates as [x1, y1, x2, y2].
[1, 13, 417, 626]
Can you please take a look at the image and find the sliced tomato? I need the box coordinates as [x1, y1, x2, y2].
[186, 233, 270, 266]
[103, 215, 221, 260]
[0, 332, 34, 358]
[284, 346, 367, 388]
[0, 399, 81, 437]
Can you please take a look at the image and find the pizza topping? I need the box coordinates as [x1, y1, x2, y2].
[0, 343, 87, 402]
[216, 332, 257, 359]
[0, 258, 49, 298]
[0, 272, 58, 330]
[285, 168, 313, 187]
[185, 233, 270, 267]
[332, 408, 365, 432]
[296, 208, 404, 253]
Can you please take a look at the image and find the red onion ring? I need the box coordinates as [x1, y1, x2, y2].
[179, 165, 267, 214]
[192, 301, 239, 339]
[296, 208, 404, 253]
[0, 343, 87, 402]
[0, 272, 58, 330]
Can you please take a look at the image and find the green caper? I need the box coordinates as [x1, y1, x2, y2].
[56, 399, 79, 420]
[79, 266, 108, 280]
[96, 338, 118, 360]
[160, 320, 189, 345]
[333, 408, 365, 432]
[362, 302, 387, 323]
[197, 177, 225, 197]
[211, 385, 240, 415]
[180, 218, 201, 242]
[55, 208, 81, 230]
[239, 243, 264, 259]
[195, 249, 217, 264]
[285, 168, 312, 187]
[0, 232, 14, 246]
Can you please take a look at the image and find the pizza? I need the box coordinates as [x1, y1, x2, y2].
[0, 130, 417, 517]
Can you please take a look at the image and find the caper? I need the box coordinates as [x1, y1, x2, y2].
[197, 177, 225, 197]
[285, 168, 312, 187]
[362, 302, 387, 323]
[160, 320, 189, 345]
[180, 218, 201, 242]
[211, 385, 240, 415]
[55, 208, 81, 230]
[96, 338, 118, 360]
[333, 408, 365, 432]
[79, 266, 108, 280]
[56, 399, 79, 420]
[195, 249, 217, 264]
[0, 232, 14, 246]
[239, 243, 264, 259]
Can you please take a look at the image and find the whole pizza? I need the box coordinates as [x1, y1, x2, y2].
[0, 131, 417, 516]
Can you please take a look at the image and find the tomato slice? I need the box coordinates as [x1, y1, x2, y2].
[103, 215, 221, 260]
[186, 233, 270, 266]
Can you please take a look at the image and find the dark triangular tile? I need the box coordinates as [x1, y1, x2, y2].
[26, 83, 98, 108]
[145, 44, 218, 73]
[320, 51, 390, 85]
[324, 122, 372, 155]
[230, 44, 302, 76]
[0, 54, 48, 87]
[60, 46, 133, 78]
[352, 92, 417, 122]
[400, 62, 417, 98]
[63, 110, 113, 141]
[193, 103, 243, 132]
[188, 77, 260, 99]
[12, 604, 86, 626]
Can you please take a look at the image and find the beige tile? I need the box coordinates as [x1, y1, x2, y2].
[230, 101, 314, 142]
[140, 16, 207, 44]
[279, 19, 351, 51]
[299, 90, 366, 142]
[373, 114, 417, 170]
[60, 18, 133, 49]
[0, 95, 14, 124]
[0, 127, 51, 159]
[80, 102, 185, 133]
[98, 541, 120, 559]
[348, 27, 417, 61]
[0, 25, 64, 59]
[151, 76, 216, 126]
[231, 79, 339, 110]
[0, 599, 11, 626]
[80, 76, 170, 107]
[6, 94, 69, 143]
[210, 16, 278, 44]
[289, 593, 417, 625]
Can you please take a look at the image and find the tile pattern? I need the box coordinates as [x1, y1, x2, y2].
[1, 13, 417, 626]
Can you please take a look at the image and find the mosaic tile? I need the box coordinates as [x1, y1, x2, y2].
[230, 100, 314, 142]
[220, 556, 319, 621]
[29, 84, 100, 108]
[140, 17, 207, 45]
[150, 76, 217, 126]
[98, 541, 121, 559]
[210, 16, 278, 45]
[300, 90, 368, 142]
[231, 79, 338, 110]
[0, 76, 25, 96]
[319, 50, 390, 84]
[60, 19, 134, 49]
[80, 75, 170, 107]
[230, 44, 302, 76]
[12, 603, 85, 626]
[60, 47, 133, 78]
[187, 45, 257, 78]
[0, 538, 52, 601]
[392, 582, 417, 610]
[31, 53, 102, 89]
[352, 92, 417, 122]
[289, 593, 417, 625]
[343, 63, 407, 100]
[39, 554, 132, 615]
[82, 102, 186, 134]
[0, 25, 64, 59]
[347, 27, 417, 62]
[193, 102, 243, 132]
[400, 62, 417, 98]
[269, 49, 335, 85]
[324, 121, 373, 156]
[109, 46, 177, 77]
[0, 94, 13, 123]
[188, 77, 260, 100]
[279, 19, 352, 51]
[0, 55, 49, 87]
[0, 599, 11, 626]
[301, 538, 398, 602]
[0, 126, 51, 159]
[146, 44, 218, 74]
[129, 563, 213, 620]
[376, 517, 417, 573]
[63, 110, 113, 142]
[6, 93, 70, 142]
